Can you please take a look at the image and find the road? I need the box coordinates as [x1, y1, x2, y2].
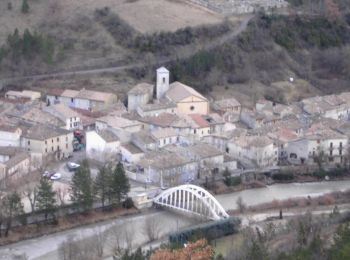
[0, 15, 253, 84]
[2, 179, 350, 259]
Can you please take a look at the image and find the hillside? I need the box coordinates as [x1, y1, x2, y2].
[1, 0, 350, 105]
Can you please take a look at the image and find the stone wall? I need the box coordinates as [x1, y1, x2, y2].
[188, 0, 288, 14]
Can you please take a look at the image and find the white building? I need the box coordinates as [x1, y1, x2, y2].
[227, 135, 278, 168]
[0, 125, 22, 147]
[86, 129, 120, 162]
[44, 103, 82, 130]
[156, 67, 170, 100]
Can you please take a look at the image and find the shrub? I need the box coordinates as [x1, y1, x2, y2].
[272, 172, 295, 181]
[122, 197, 134, 209]
[224, 176, 242, 187]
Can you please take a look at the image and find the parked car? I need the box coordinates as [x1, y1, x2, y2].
[66, 162, 80, 171]
[50, 173, 62, 180]
[42, 171, 55, 178]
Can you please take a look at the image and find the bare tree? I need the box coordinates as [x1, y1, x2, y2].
[94, 227, 108, 258]
[109, 225, 124, 257]
[236, 196, 246, 213]
[124, 224, 135, 250]
[143, 217, 162, 242]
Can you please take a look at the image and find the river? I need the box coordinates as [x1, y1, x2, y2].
[1, 180, 350, 259]
[216, 180, 350, 211]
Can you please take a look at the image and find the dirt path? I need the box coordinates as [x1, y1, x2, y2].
[0, 15, 254, 85]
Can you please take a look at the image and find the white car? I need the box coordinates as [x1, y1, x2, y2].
[50, 173, 62, 180]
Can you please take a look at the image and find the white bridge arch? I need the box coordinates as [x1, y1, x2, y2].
[153, 184, 229, 220]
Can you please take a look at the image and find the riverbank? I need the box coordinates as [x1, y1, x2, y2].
[0, 207, 139, 247]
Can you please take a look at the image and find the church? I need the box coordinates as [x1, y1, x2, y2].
[128, 67, 209, 115]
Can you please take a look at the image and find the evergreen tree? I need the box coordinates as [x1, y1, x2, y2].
[36, 177, 57, 222]
[94, 165, 112, 207]
[71, 160, 93, 211]
[111, 162, 130, 205]
[21, 0, 29, 14]
[2, 192, 24, 237]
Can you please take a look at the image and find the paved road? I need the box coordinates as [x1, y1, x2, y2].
[0, 15, 254, 84]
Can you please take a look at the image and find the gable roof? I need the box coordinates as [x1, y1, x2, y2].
[128, 83, 154, 95]
[23, 125, 71, 140]
[166, 82, 207, 102]
[98, 129, 119, 143]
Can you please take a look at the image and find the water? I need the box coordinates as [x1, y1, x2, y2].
[216, 180, 350, 211]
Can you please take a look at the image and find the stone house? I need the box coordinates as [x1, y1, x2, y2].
[212, 97, 241, 123]
[5, 90, 41, 101]
[44, 103, 82, 130]
[127, 83, 154, 112]
[131, 131, 157, 152]
[120, 143, 144, 163]
[227, 135, 278, 168]
[0, 147, 30, 186]
[21, 125, 74, 160]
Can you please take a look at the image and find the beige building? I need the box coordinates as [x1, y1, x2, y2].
[44, 103, 82, 130]
[46, 88, 118, 112]
[166, 82, 209, 115]
[0, 147, 30, 186]
[128, 83, 154, 112]
[21, 125, 74, 160]
[5, 90, 41, 101]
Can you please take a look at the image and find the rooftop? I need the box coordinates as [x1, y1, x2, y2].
[128, 83, 154, 96]
[98, 129, 119, 143]
[76, 89, 115, 102]
[151, 128, 178, 139]
[121, 143, 144, 154]
[167, 82, 207, 102]
[213, 98, 241, 110]
[23, 125, 71, 140]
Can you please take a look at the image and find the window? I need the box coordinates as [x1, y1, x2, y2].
[52, 139, 54, 143]
[66, 136, 68, 142]
[57, 137, 59, 142]
[190, 106, 195, 111]
[66, 144, 68, 149]
[162, 77, 165, 84]
[45, 140, 47, 145]
[330, 150, 333, 156]
[317, 139, 320, 144]
[71, 98, 74, 102]
[340, 142, 343, 148]
[340, 149, 342, 155]
[45, 148, 47, 153]
[194, 129, 197, 134]
[52, 147, 54, 152]
[27, 140, 30, 145]
[330, 142, 333, 148]
[57, 145, 60, 151]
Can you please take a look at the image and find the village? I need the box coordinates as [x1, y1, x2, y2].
[0, 66, 349, 208]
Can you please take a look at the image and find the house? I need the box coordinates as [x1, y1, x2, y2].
[5, 90, 41, 101]
[120, 143, 144, 163]
[46, 88, 118, 111]
[240, 108, 265, 129]
[137, 150, 198, 187]
[285, 128, 348, 165]
[137, 101, 177, 117]
[212, 98, 241, 123]
[16, 106, 66, 129]
[0, 147, 30, 186]
[151, 128, 179, 148]
[227, 135, 278, 168]
[128, 83, 154, 112]
[131, 131, 157, 152]
[267, 128, 299, 162]
[0, 125, 22, 147]
[21, 125, 74, 160]
[301, 94, 350, 120]
[86, 129, 120, 162]
[44, 103, 82, 130]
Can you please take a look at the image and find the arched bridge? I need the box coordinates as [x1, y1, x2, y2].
[153, 184, 229, 220]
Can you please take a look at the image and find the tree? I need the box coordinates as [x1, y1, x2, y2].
[94, 165, 112, 207]
[24, 186, 38, 214]
[21, 0, 29, 14]
[111, 162, 130, 205]
[36, 177, 57, 222]
[236, 196, 246, 213]
[151, 239, 214, 260]
[70, 160, 93, 211]
[143, 217, 162, 242]
[2, 192, 24, 237]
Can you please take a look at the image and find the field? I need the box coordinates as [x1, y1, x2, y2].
[0, 0, 222, 44]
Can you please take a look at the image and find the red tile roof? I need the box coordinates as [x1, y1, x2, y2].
[189, 114, 209, 128]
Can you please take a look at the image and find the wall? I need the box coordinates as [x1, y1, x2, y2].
[176, 96, 209, 115]
[0, 130, 21, 147]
